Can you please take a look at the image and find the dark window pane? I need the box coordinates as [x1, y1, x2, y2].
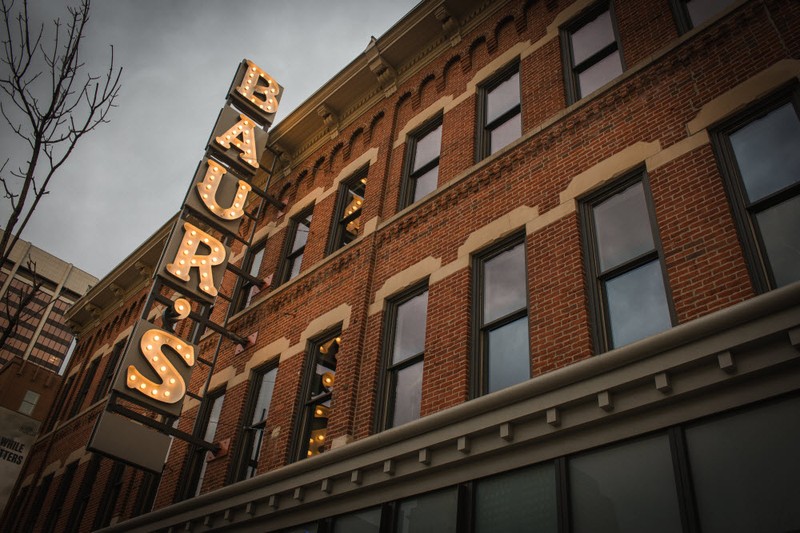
[730, 102, 800, 203]
[196, 394, 224, 495]
[475, 462, 557, 533]
[289, 254, 303, 280]
[593, 181, 654, 271]
[252, 368, 277, 425]
[392, 360, 423, 427]
[486, 71, 520, 124]
[685, 396, 800, 533]
[333, 507, 382, 533]
[686, 0, 736, 27]
[484, 242, 526, 323]
[490, 112, 522, 155]
[571, 10, 615, 65]
[413, 165, 439, 203]
[396, 488, 458, 533]
[248, 248, 265, 276]
[292, 216, 312, 253]
[577, 49, 623, 98]
[487, 316, 529, 393]
[570, 434, 682, 533]
[285, 523, 318, 533]
[605, 260, 671, 348]
[756, 194, 800, 287]
[413, 125, 442, 172]
[393, 291, 428, 364]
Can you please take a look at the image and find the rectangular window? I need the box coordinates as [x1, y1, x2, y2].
[23, 473, 53, 532]
[93, 339, 125, 403]
[580, 173, 674, 351]
[234, 240, 266, 311]
[42, 461, 78, 532]
[395, 488, 458, 533]
[93, 461, 126, 530]
[193, 390, 225, 496]
[473, 236, 530, 396]
[236, 364, 278, 480]
[378, 286, 428, 430]
[562, 3, 624, 104]
[46, 374, 74, 431]
[474, 463, 557, 533]
[66, 455, 101, 531]
[712, 90, 800, 291]
[278, 207, 313, 284]
[685, 395, 800, 533]
[332, 507, 382, 533]
[18, 390, 40, 416]
[401, 118, 442, 208]
[328, 167, 368, 253]
[568, 433, 682, 533]
[293, 331, 339, 461]
[477, 63, 521, 160]
[671, 0, 736, 33]
[68, 357, 100, 417]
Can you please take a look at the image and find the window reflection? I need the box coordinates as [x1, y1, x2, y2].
[384, 289, 428, 429]
[569, 434, 682, 533]
[479, 66, 521, 160]
[584, 177, 672, 350]
[476, 239, 530, 395]
[685, 0, 736, 28]
[720, 97, 800, 289]
[566, 7, 623, 101]
[298, 335, 339, 459]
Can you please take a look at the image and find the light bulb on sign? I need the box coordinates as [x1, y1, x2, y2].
[195, 160, 252, 222]
[236, 59, 280, 114]
[126, 328, 195, 404]
[166, 222, 227, 298]
[215, 114, 260, 169]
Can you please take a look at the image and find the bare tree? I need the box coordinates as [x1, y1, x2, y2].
[0, 0, 122, 266]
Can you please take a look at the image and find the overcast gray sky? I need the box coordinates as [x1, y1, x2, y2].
[1, 0, 418, 277]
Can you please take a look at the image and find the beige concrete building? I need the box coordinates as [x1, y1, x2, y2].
[0, 233, 97, 374]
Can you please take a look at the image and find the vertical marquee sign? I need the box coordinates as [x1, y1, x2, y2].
[88, 60, 283, 473]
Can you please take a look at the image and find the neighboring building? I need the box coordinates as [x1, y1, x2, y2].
[0, 235, 97, 374]
[0, 357, 62, 516]
[4, 0, 800, 532]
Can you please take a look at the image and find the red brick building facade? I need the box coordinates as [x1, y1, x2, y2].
[4, 0, 800, 531]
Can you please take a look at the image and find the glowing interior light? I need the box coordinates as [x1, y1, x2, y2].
[195, 160, 252, 222]
[236, 59, 280, 116]
[166, 222, 227, 298]
[173, 298, 191, 320]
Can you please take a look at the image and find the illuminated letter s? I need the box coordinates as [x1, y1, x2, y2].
[126, 329, 195, 404]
